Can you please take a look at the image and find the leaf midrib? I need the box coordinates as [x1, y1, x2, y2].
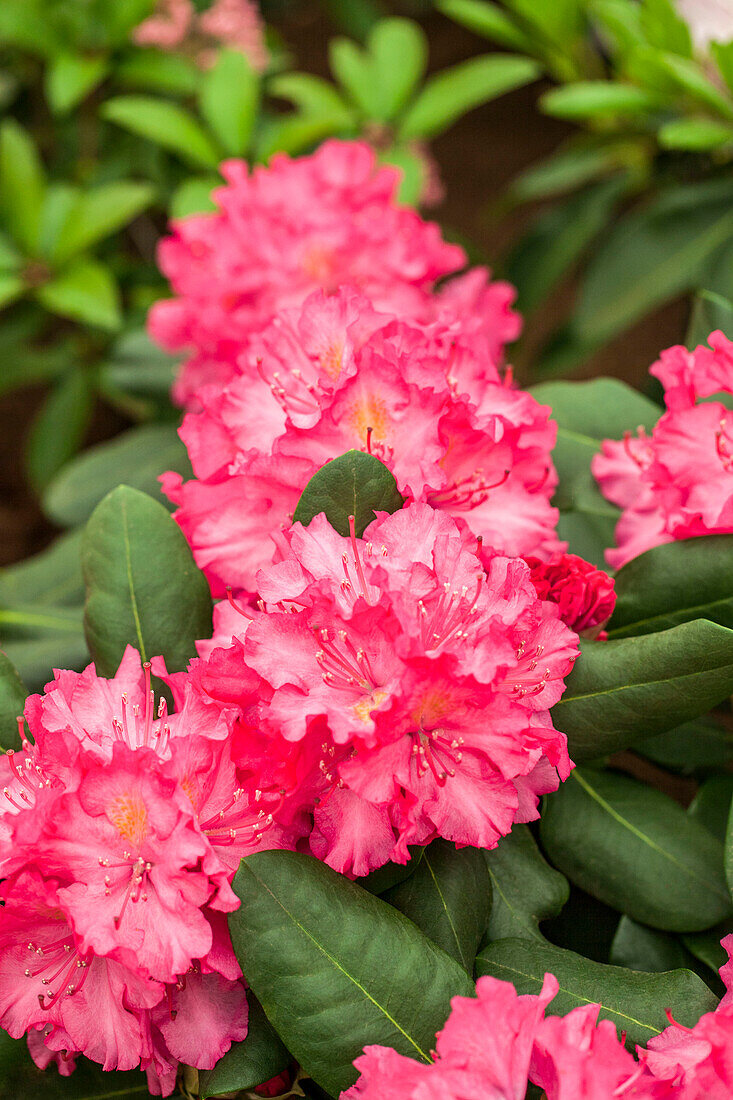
[242, 864, 433, 1063]
[423, 853, 466, 967]
[555, 657, 733, 706]
[121, 492, 147, 662]
[609, 592, 733, 637]
[570, 770, 730, 902]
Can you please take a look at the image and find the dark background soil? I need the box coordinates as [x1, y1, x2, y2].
[0, 3, 689, 567]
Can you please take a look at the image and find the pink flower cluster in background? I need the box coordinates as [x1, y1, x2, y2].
[133, 0, 269, 72]
[594, 330, 733, 568]
[346, 939, 733, 1099]
[149, 141, 519, 405]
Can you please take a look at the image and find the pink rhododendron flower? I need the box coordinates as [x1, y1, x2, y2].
[133, 0, 268, 72]
[675, 0, 733, 52]
[149, 140, 518, 405]
[164, 286, 557, 596]
[593, 330, 733, 567]
[195, 504, 578, 876]
[0, 649, 254, 1093]
[525, 551, 616, 637]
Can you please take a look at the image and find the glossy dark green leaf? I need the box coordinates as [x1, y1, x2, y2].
[199, 995, 289, 1098]
[399, 55, 540, 140]
[25, 368, 94, 492]
[682, 925, 730, 976]
[725, 796, 733, 900]
[553, 620, 733, 760]
[359, 847, 424, 895]
[35, 257, 121, 330]
[483, 825, 569, 943]
[102, 96, 220, 169]
[199, 49, 260, 157]
[540, 767, 733, 931]
[293, 450, 404, 537]
[384, 839, 491, 971]
[636, 718, 733, 775]
[0, 651, 26, 749]
[477, 938, 717, 1046]
[573, 182, 733, 343]
[610, 536, 733, 638]
[82, 486, 212, 675]
[229, 850, 473, 1097]
[610, 916, 693, 973]
[43, 423, 191, 527]
[688, 774, 733, 843]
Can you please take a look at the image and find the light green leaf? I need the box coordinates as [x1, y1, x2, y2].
[640, 0, 692, 55]
[268, 72, 354, 127]
[0, 120, 46, 254]
[45, 53, 108, 115]
[329, 36, 374, 116]
[400, 54, 540, 140]
[483, 825, 569, 943]
[510, 143, 620, 202]
[554, 619, 733, 760]
[368, 18, 428, 121]
[293, 449, 404, 537]
[199, 49, 260, 158]
[540, 767, 733, 931]
[384, 839, 492, 970]
[659, 116, 733, 150]
[541, 81, 665, 120]
[255, 115, 343, 161]
[712, 40, 733, 95]
[52, 181, 155, 263]
[82, 485, 213, 675]
[44, 423, 191, 528]
[35, 257, 121, 330]
[0, 651, 26, 750]
[229, 850, 473, 1097]
[436, 0, 535, 52]
[102, 96, 220, 169]
[116, 51, 200, 95]
[0, 274, 24, 310]
[477, 938, 717, 1045]
[170, 176, 220, 219]
[25, 367, 94, 492]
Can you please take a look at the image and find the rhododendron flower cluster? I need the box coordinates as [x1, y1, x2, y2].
[163, 284, 559, 596]
[149, 141, 520, 405]
[344, 935, 733, 1099]
[594, 330, 733, 568]
[0, 649, 273, 1095]
[525, 551, 616, 637]
[193, 504, 579, 877]
[133, 0, 269, 72]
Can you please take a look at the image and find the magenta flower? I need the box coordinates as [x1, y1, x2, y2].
[149, 141, 517, 405]
[524, 551, 616, 637]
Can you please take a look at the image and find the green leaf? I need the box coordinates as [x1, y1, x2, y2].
[682, 925, 730, 976]
[43, 423, 191, 528]
[689, 774, 733, 843]
[293, 449, 404, 537]
[477, 938, 717, 1045]
[0, 230, 23, 272]
[25, 368, 94, 493]
[0, 529, 84, 608]
[229, 850, 473, 1097]
[688, 289, 733, 346]
[726, 797, 733, 900]
[636, 718, 733, 775]
[329, 36, 374, 115]
[540, 767, 733, 931]
[268, 73, 354, 126]
[436, 0, 534, 52]
[642, 50, 733, 119]
[82, 485, 212, 675]
[529, 378, 659, 566]
[51, 181, 155, 263]
[45, 53, 108, 115]
[199, 995, 289, 1098]
[712, 40, 733, 96]
[102, 96, 220, 169]
[380, 144, 424, 206]
[510, 144, 620, 202]
[0, 120, 46, 254]
[610, 536, 733, 638]
[359, 848, 425, 895]
[255, 115, 343, 161]
[199, 49, 260, 158]
[1, 630, 89, 694]
[368, 18, 428, 121]
[116, 51, 199, 95]
[399, 54, 540, 140]
[36, 257, 121, 330]
[483, 825, 569, 943]
[541, 82, 665, 120]
[98, 328, 179, 417]
[640, 0, 692, 55]
[0, 274, 24, 310]
[573, 182, 733, 344]
[170, 175, 220, 219]
[507, 176, 626, 313]
[383, 839, 492, 970]
[611, 915, 693, 972]
[554, 620, 733, 760]
[0, 651, 26, 749]
[659, 116, 733, 151]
